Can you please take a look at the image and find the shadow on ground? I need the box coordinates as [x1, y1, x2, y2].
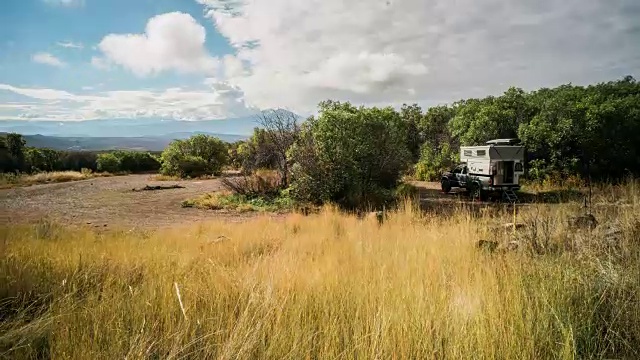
[517, 189, 585, 204]
[413, 185, 587, 218]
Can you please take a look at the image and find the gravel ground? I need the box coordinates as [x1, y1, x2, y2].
[0, 174, 261, 229]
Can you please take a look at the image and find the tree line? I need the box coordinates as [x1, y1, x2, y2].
[231, 76, 640, 207]
[0, 135, 162, 174]
[414, 76, 640, 181]
[2, 76, 638, 206]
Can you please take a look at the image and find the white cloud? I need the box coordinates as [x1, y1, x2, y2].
[0, 82, 258, 121]
[43, 0, 84, 7]
[32, 52, 66, 68]
[57, 41, 83, 49]
[197, 0, 640, 111]
[95, 12, 220, 76]
[91, 56, 111, 70]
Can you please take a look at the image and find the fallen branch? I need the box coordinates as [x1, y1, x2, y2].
[133, 184, 185, 192]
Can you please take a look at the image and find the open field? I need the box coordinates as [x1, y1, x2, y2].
[1, 194, 639, 358]
[1, 177, 639, 359]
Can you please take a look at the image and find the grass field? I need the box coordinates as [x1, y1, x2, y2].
[1, 182, 639, 359]
[0, 170, 112, 189]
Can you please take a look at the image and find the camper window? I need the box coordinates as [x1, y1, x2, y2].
[463, 150, 472, 157]
[476, 150, 486, 156]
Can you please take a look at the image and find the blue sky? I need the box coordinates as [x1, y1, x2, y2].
[0, 0, 639, 124]
[0, 0, 231, 91]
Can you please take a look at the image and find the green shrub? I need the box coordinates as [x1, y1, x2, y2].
[112, 151, 161, 173]
[177, 156, 210, 178]
[96, 153, 121, 173]
[160, 135, 228, 178]
[289, 101, 411, 209]
[414, 142, 458, 181]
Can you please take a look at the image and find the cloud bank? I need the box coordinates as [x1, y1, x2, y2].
[0, 83, 257, 121]
[197, 0, 640, 110]
[5, 0, 640, 121]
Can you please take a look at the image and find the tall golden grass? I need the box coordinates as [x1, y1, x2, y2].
[1, 183, 639, 359]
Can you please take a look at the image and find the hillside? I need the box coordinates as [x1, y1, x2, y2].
[17, 133, 247, 151]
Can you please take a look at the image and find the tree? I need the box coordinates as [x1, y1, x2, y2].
[400, 104, 424, 162]
[25, 148, 61, 173]
[289, 101, 411, 208]
[2, 133, 26, 172]
[239, 128, 281, 174]
[255, 109, 301, 187]
[414, 105, 459, 180]
[160, 134, 228, 178]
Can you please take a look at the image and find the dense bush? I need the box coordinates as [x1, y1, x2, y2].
[25, 148, 61, 172]
[234, 128, 279, 174]
[0, 133, 26, 173]
[110, 151, 160, 173]
[160, 134, 228, 178]
[96, 153, 121, 173]
[289, 101, 411, 208]
[414, 142, 458, 181]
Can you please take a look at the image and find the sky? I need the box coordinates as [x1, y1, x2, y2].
[0, 0, 639, 123]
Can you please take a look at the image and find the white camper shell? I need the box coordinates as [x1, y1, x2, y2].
[460, 140, 525, 187]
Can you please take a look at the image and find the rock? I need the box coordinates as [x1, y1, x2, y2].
[569, 214, 598, 230]
[476, 240, 498, 252]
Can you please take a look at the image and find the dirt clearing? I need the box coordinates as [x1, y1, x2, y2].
[0, 175, 525, 229]
[0, 174, 262, 229]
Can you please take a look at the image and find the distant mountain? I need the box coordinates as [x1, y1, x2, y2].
[0, 110, 301, 151]
[0, 110, 300, 138]
[19, 133, 248, 152]
[0, 116, 259, 138]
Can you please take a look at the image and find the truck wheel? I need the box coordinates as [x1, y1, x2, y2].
[469, 183, 482, 201]
[441, 179, 452, 194]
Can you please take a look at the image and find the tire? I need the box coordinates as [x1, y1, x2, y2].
[441, 179, 452, 194]
[468, 183, 482, 201]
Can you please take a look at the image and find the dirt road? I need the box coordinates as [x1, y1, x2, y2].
[0, 175, 255, 229]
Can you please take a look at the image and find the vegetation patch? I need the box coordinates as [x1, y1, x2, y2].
[182, 191, 294, 212]
[0, 169, 112, 188]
